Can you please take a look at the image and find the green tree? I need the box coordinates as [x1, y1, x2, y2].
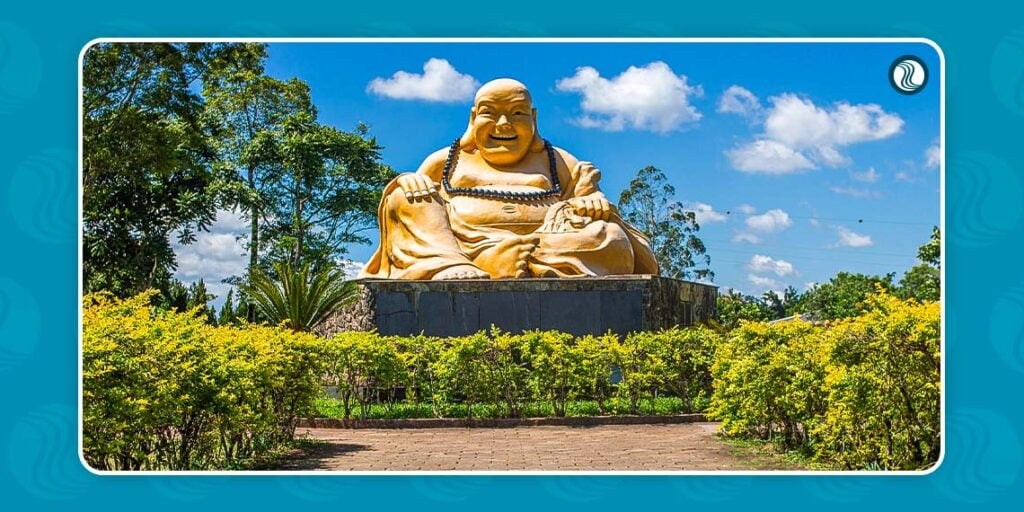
[202, 44, 314, 279]
[82, 43, 242, 297]
[761, 290, 786, 319]
[240, 261, 358, 332]
[798, 272, 895, 320]
[217, 288, 236, 326]
[715, 290, 770, 329]
[250, 113, 395, 271]
[618, 166, 712, 280]
[186, 279, 217, 324]
[918, 226, 940, 267]
[782, 286, 803, 316]
[899, 227, 940, 302]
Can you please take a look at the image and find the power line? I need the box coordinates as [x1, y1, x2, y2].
[699, 236, 915, 258]
[695, 210, 937, 227]
[785, 214, 935, 227]
[706, 249, 909, 269]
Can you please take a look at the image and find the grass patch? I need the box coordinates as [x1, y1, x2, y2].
[315, 395, 700, 420]
[718, 435, 840, 471]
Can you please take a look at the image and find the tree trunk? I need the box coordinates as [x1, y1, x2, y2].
[247, 165, 258, 322]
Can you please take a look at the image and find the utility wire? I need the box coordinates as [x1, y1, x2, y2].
[688, 209, 938, 227]
[706, 252, 906, 269]
[699, 236, 915, 258]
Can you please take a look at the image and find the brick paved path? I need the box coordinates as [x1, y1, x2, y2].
[279, 422, 797, 471]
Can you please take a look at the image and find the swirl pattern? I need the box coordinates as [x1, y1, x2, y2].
[947, 151, 1023, 248]
[0, 277, 40, 372]
[8, 148, 76, 245]
[932, 409, 1021, 502]
[7, 404, 91, 500]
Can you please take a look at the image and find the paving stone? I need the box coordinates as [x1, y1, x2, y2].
[284, 422, 797, 471]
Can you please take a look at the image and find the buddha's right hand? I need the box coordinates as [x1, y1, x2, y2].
[396, 173, 438, 201]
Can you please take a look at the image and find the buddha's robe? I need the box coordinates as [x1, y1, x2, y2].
[359, 165, 658, 279]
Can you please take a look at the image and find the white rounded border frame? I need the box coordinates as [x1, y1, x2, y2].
[76, 36, 946, 477]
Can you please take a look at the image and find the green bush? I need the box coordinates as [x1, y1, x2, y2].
[83, 291, 323, 470]
[709, 320, 826, 447]
[812, 293, 940, 469]
[433, 332, 494, 418]
[85, 289, 938, 471]
[708, 291, 940, 470]
[321, 331, 408, 419]
[519, 330, 578, 416]
[572, 334, 619, 414]
[312, 328, 717, 420]
[634, 327, 720, 413]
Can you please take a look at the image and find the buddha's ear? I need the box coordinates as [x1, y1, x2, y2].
[529, 107, 545, 152]
[459, 108, 477, 151]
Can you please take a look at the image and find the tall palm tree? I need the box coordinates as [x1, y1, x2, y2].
[241, 262, 357, 332]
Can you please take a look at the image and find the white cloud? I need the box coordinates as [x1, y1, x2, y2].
[736, 203, 756, 214]
[748, 273, 781, 289]
[833, 226, 873, 248]
[718, 85, 762, 117]
[367, 58, 479, 103]
[686, 202, 727, 225]
[809, 217, 821, 227]
[925, 141, 941, 168]
[338, 259, 365, 280]
[830, 185, 881, 199]
[765, 94, 903, 151]
[804, 282, 818, 291]
[732, 232, 761, 244]
[555, 61, 702, 133]
[725, 92, 904, 174]
[748, 254, 796, 277]
[894, 171, 914, 182]
[172, 209, 249, 305]
[850, 166, 881, 183]
[745, 208, 792, 233]
[726, 139, 816, 174]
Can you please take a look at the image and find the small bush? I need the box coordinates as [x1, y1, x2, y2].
[812, 293, 940, 469]
[83, 291, 323, 471]
[708, 291, 940, 470]
[85, 289, 938, 471]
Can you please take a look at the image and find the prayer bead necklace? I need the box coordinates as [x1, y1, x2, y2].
[441, 138, 562, 200]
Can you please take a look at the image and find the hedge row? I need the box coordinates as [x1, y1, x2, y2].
[708, 291, 940, 470]
[83, 292, 323, 470]
[82, 292, 721, 469]
[320, 327, 719, 420]
[83, 289, 939, 471]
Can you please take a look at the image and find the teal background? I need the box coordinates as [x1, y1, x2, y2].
[2, 0, 1023, 507]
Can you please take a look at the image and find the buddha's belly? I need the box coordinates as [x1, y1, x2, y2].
[447, 195, 556, 234]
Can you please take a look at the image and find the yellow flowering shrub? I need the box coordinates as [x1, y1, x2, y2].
[708, 291, 940, 470]
[83, 291, 323, 471]
[86, 289, 937, 470]
[321, 331, 407, 419]
[812, 293, 940, 469]
[708, 320, 826, 445]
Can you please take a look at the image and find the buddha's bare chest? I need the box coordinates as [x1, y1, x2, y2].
[449, 159, 553, 190]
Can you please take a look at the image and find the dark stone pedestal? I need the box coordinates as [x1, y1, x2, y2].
[318, 276, 717, 338]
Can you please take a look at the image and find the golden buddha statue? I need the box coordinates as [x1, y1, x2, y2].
[359, 78, 659, 280]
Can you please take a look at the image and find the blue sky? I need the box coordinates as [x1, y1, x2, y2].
[174, 41, 941, 305]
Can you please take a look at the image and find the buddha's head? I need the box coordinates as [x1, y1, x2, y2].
[460, 78, 545, 166]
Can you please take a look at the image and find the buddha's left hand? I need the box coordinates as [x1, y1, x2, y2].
[567, 195, 612, 222]
[571, 161, 602, 197]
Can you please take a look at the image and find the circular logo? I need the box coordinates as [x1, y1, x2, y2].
[889, 55, 929, 95]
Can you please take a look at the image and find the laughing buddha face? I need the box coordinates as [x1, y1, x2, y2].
[469, 79, 540, 166]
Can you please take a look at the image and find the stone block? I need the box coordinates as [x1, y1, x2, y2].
[317, 276, 717, 338]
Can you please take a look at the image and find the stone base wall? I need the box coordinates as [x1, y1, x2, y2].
[316, 276, 717, 338]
